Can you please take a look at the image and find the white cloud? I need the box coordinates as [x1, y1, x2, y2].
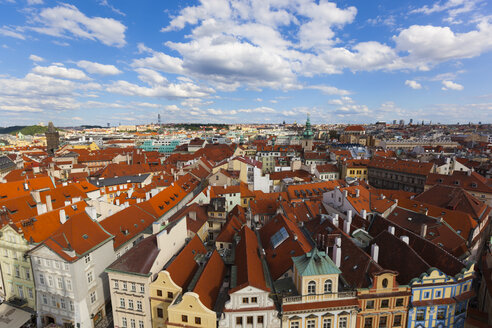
[410, 0, 479, 23]
[29, 54, 44, 62]
[77, 60, 122, 75]
[30, 4, 126, 47]
[441, 80, 464, 90]
[307, 85, 351, 95]
[405, 80, 422, 89]
[0, 26, 25, 39]
[27, 0, 43, 4]
[32, 65, 89, 80]
[106, 80, 214, 99]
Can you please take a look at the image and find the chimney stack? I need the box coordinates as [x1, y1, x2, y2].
[152, 222, 160, 235]
[344, 220, 351, 235]
[59, 209, 66, 224]
[420, 224, 427, 238]
[346, 210, 352, 223]
[355, 189, 360, 198]
[332, 237, 342, 267]
[388, 226, 395, 235]
[400, 236, 409, 244]
[46, 195, 53, 212]
[371, 243, 379, 263]
[36, 203, 47, 216]
[361, 209, 367, 220]
[189, 211, 196, 221]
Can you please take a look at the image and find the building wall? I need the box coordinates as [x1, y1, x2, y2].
[149, 271, 182, 328]
[167, 292, 216, 328]
[0, 225, 36, 309]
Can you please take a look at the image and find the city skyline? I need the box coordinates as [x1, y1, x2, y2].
[0, 0, 491, 125]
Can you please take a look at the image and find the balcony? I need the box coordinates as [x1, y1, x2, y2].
[282, 291, 356, 304]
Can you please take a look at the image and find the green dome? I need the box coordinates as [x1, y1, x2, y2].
[302, 114, 314, 139]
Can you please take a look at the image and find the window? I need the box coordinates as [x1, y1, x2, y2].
[364, 318, 373, 328]
[157, 308, 163, 318]
[45, 259, 51, 267]
[140, 284, 145, 293]
[366, 300, 374, 309]
[120, 298, 125, 308]
[437, 308, 446, 320]
[122, 318, 127, 328]
[435, 290, 442, 298]
[24, 268, 30, 280]
[130, 319, 135, 328]
[247, 317, 254, 324]
[379, 316, 387, 328]
[57, 277, 63, 289]
[156, 289, 162, 296]
[14, 266, 20, 278]
[339, 317, 347, 328]
[128, 299, 134, 310]
[90, 291, 96, 304]
[64, 263, 69, 271]
[423, 291, 430, 298]
[463, 285, 468, 291]
[54, 261, 60, 269]
[66, 279, 72, 291]
[60, 298, 66, 309]
[17, 285, 24, 299]
[307, 281, 316, 295]
[137, 300, 142, 311]
[323, 318, 332, 328]
[122, 282, 127, 290]
[182, 315, 188, 323]
[307, 320, 316, 328]
[242, 297, 249, 304]
[114, 280, 119, 289]
[42, 293, 48, 304]
[393, 315, 402, 327]
[395, 298, 404, 307]
[69, 300, 74, 311]
[195, 317, 201, 325]
[168, 291, 173, 299]
[251, 297, 257, 303]
[51, 295, 56, 307]
[236, 317, 243, 325]
[139, 321, 144, 328]
[416, 309, 425, 321]
[27, 287, 33, 299]
[208, 222, 213, 228]
[382, 278, 388, 288]
[324, 279, 332, 293]
[131, 282, 136, 292]
[258, 316, 264, 324]
[381, 299, 389, 308]
[87, 271, 94, 284]
[84, 253, 91, 264]
[290, 322, 299, 328]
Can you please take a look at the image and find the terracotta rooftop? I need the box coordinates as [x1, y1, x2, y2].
[192, 250, 226, 310]
[107, 234, 159, 275]
[368, 157, 433, 176]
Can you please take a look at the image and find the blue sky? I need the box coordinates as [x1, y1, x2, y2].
[0, 0, 491, 126]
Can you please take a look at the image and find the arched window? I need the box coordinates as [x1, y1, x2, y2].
[324, 279, 332, 293]
[382, 278, 388, 288]
[307, 281, 316, 295]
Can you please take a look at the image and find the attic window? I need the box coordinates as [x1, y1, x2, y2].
[353, 265, 358, 270]
[454, 181, 460, 185]
[471, 183, 477, 188]
[437, 179, 443, 183]
[82, 234, 88, 239]
[456, 230, 461, 235]
[344, 255, 349, 260]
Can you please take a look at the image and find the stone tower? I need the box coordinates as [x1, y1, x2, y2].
[45, 122, 59, 156]
[301, 114, 314, 151]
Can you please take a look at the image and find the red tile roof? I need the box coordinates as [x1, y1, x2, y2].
[166, 235, 207, 288]
[368, 157, 433, 176]
[192, 250, 226, 310]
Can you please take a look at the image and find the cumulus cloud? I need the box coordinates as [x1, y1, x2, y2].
[441, 80, 464, 90]
[77, 60, 122, 75]
[30, 4, 126, 47]
[32, 65, 89, 80]
[405, 80, 422, 89]
[307, 85, 351, 95]
[29, 54, 44, 62]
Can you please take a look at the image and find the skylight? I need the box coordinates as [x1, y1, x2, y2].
[271, 227, 289, 249]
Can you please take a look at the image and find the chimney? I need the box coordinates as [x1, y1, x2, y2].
[355, 189, 360, 198]
[32, 190, 41, 203]
[371, 243, 379, 263]
[467, 170, 472, 176]
[420, 224, 427, 238]
[346, 210, 352, 223]
[189, 211, 196, 221]
[45, 195, 53, 212]
[36, 203, 47, 215]
[361, 209, 367, 220]
[332, 237, 342, 267]
[400, 236, 409, 244]
[380, 193, 385, 200]
[59, 209, 66, 224]
[23, 182, 29, 191]
[343, 190, 348, 198]
[344, 220, 351, 235]
[152, 222, 160, 234]
[388, 226, 395, 235]
[146, 192, 150, 201]
[64, 200, 70, 206]
[331, 214, 339, 227]
[116, 199, 120, 206]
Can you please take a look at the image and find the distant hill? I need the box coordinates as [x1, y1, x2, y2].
[0, 125, 62, 136]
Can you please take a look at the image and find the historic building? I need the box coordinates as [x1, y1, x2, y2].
[45, 122, 60, 156]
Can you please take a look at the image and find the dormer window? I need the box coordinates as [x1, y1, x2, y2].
[307, 281, 316, 295]
[324, 280, 332, 293]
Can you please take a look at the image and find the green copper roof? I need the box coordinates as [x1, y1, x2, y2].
[302, 114, 314, 139]
[292, 248, 341, 276]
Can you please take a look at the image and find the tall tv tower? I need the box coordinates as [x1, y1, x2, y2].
[158, 113, 161, 125]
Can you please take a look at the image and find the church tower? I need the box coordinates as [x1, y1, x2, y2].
[301, 114, 314, 151]
[45, 122, 60, 156]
